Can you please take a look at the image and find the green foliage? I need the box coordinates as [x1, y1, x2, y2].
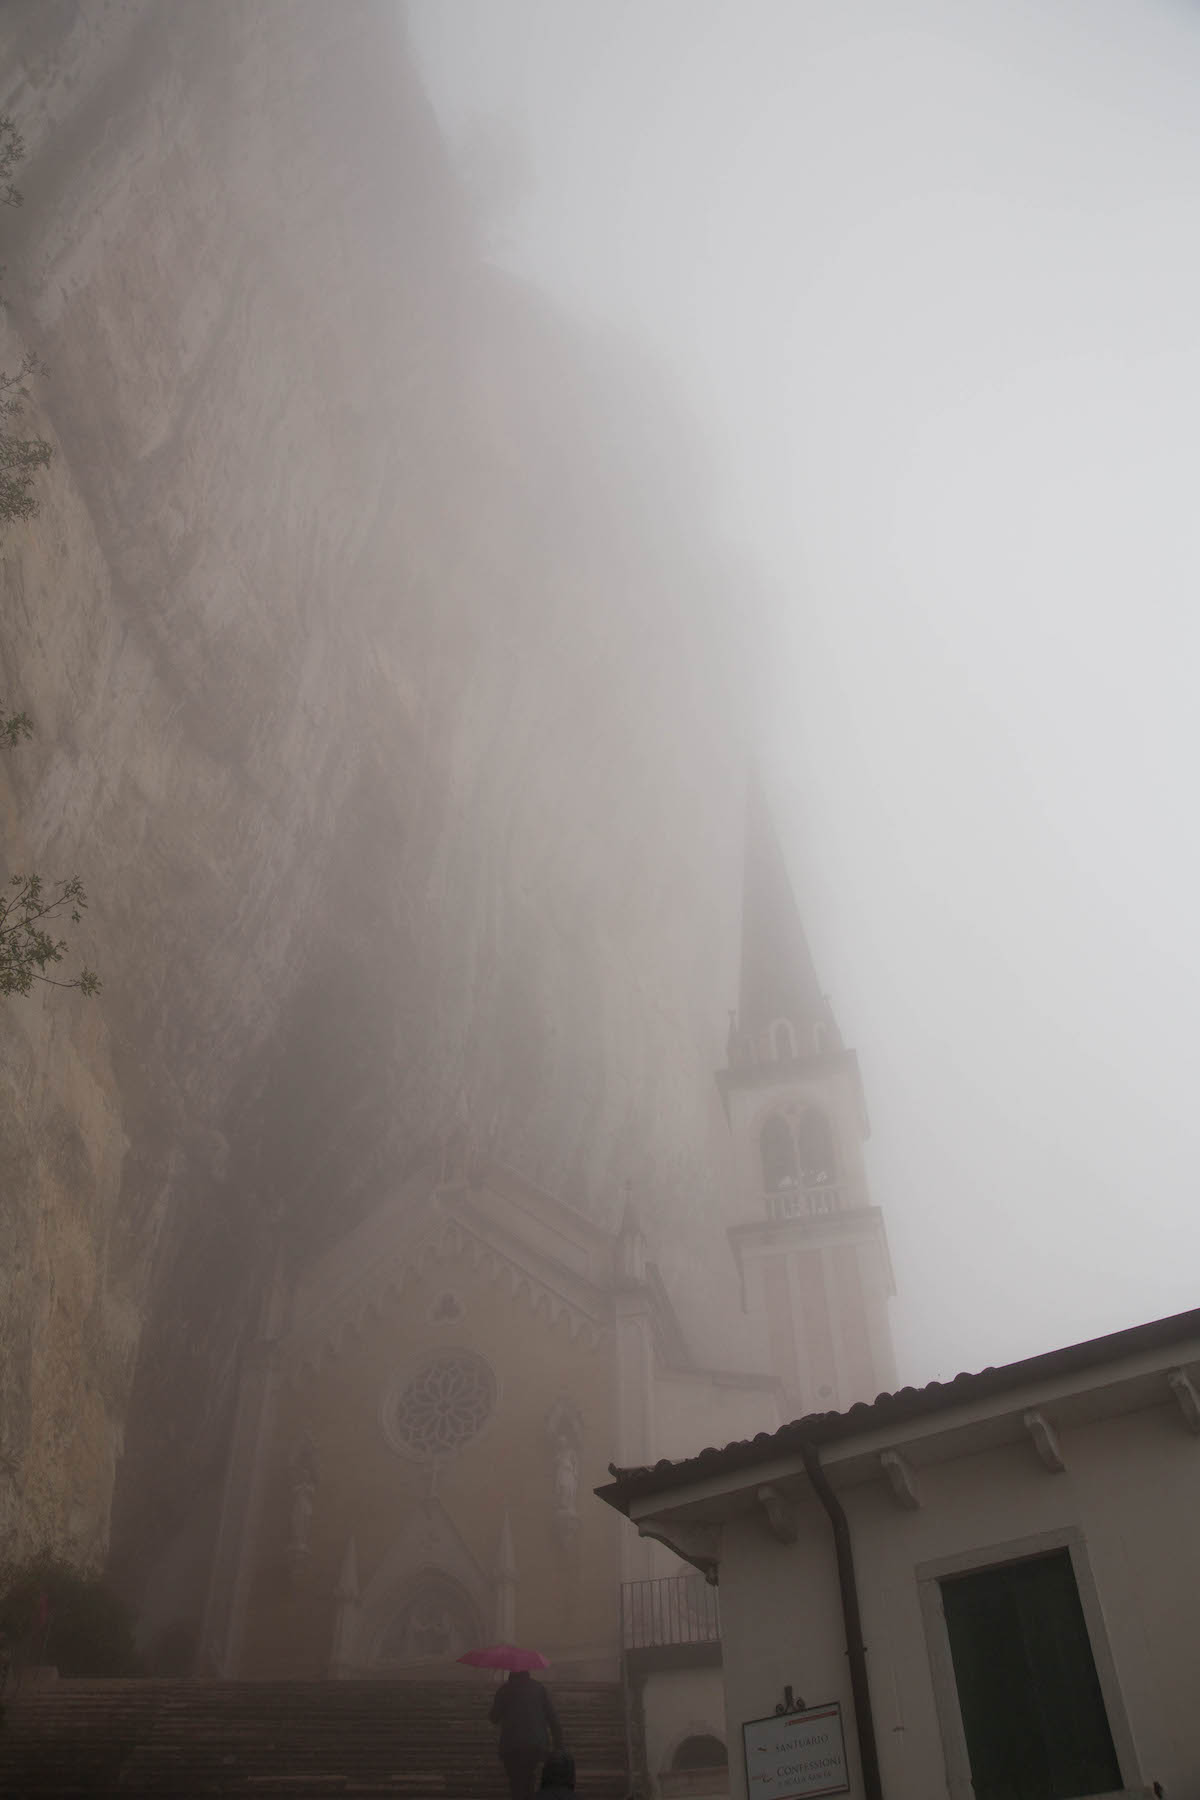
[0, 113, 53, 529]
[1, 702, 100, 998]
[0, 870, 100, 996]
[1, 702, 32, 748]
[0, 1553, 139, 1677]
[0, 128, 95, 1001]
[0, 115, 25, 209]
[0, 354, 53, 528]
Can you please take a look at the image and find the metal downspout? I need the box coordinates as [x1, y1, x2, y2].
[799, 1441, 885, 1800]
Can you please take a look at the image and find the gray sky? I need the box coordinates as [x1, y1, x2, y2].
[406, 0, 1200, 1384]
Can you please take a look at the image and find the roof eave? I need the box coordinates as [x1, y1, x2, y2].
[596, 1305, 1200, 1515]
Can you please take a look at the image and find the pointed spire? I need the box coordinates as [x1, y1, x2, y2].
[615, 1183, 647, 1286]
[334, 1535, 359, 1603]
[493, 1511, 518, 1584]
[735, 771, 834, 1060]
[493, 1511, 518, 1643]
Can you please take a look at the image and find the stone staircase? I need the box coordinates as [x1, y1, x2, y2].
[0, 1678, 630, 1796]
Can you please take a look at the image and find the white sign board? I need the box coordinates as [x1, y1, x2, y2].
[742, 1700, 850, 1800]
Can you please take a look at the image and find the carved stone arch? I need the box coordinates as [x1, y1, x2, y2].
[667, 1727, 728, 1771]
[759, 1111, 798, 1195]
[372, 1567, 483, 1670]
[347, 1502, 491, 1678]
[546, 1397, 583, 1446]
[660, 1723, 731, 1798]
[794, 1103, 836, 1185]
[770, 1017, 798, 1062]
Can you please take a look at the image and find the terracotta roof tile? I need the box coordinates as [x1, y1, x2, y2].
[598, 1305, 1200, 1510]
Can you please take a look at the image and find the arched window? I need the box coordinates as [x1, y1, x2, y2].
[672, 1735, 728, 1770]
[771, 1018, 798, 1062]
[795, 1106, 835, 1186]
[381, 1349, 497, 1461]
[760, 1114, 797, 1193]
[759, 1108, 798, 1195]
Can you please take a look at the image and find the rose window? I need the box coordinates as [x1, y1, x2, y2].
[383, 1350, 497, 1460]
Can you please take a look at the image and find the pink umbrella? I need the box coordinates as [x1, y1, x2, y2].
[457, 1643, 549, 1671]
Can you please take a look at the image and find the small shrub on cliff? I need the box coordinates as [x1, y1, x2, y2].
[0, 112, 54, 530]
[1, 114, 25, 209]
[1, 702, 99, 998]
[0, 869, 100, 996]
[0, 123, 94, 998]
[0, 353, 54, 529]
[1, 702, 32, 748]
[0, 1554, 139, 1676]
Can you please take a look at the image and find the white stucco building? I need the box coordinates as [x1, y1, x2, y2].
[599, 1307, 1200, 1800]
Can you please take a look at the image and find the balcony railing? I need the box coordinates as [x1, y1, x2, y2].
[621, 1574, 720, 1650]
[766, 1181, 841, 1221]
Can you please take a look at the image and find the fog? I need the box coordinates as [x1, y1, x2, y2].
[409, 0, 1200, 1385]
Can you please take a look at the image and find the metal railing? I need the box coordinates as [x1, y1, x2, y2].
[766, 1182, 842, 1221]
[621, 1574, 720, 1650]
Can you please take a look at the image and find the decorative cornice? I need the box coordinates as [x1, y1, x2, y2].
[285, 1206, 609, 1381]
[1167, 1366, 1200, 1433]
[727, 1203, 896, 1296]
[756, 1484, 799, 1542]
[1023, 1409, 1066, 1473]
[716, 1046, 858, 1102]
[879, 1448, 921, 1509]
[728, 1203, 888, 1256]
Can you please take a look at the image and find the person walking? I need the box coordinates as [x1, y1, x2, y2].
[489, 1667, 564, 1800]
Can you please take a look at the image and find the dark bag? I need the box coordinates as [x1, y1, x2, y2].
[539, 1749, 576, 1792]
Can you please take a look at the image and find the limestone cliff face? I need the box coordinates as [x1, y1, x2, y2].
[0, 1, 753, 1603]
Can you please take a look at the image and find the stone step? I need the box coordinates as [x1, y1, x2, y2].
[0, 1679, 631, 1797]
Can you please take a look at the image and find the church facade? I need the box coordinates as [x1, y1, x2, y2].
[197, 783, 897, 1793]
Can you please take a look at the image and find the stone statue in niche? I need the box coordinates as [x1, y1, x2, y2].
[409, 1604, 458, 1660]
[726, 1009, 753, 1068]
[546, 1400, 583, 1551]
[378, 1578, 479, 1666]
[287, 1437, 319, 1576]
[429, 1290, 464, 1324]
[553, 1436, 579, 1517]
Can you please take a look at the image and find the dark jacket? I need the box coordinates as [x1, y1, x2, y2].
[489, 1672, 563, 1754]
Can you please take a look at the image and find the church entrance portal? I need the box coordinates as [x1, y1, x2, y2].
[372, 1570, 485, 1679]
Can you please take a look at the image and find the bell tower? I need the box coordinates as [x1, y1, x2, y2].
[720, 776, 896, 1415]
